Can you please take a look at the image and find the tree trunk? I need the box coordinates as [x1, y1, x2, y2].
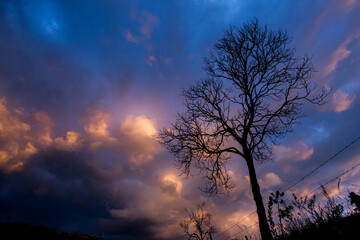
[245, 154, 273, 240]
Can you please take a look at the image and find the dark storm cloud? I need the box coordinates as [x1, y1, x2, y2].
[0, 150, 110, 232]
[0, 148, 163, 240]
[0, 135, 166, 239]
[0, 95, 188, 239]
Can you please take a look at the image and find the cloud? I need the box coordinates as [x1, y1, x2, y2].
[120, 115, 157, 137]
[259, 172, 283, 189]
[0, 97, 181, 238]
[34, 111, 54, 147]
[218, 207, 258, 237]
[147, 55, 156, 66]
[1, 1, 360, 239]
[323, 35, 358, 76]
[304, 0, 358, 49]
[84, 111, 117, 150]
[0, 98, 36, 173]
[332, 89, 356, 112]
[138, 11, 159, 39]
[160, 174, 183, 196]
[246, 172, 282, 190]
[124, 30, 142, 44]
[272, 141, 314, 162]
[324, 46, 351, 76]
[344, 0, 357, 12]
[106, 171, 188, 239]
[227, 170, 250, 194]
[124, 9, 159, 45]
[54, 131, 82, 152]
[0, 98, 161, 175]
[119, 115, 159, 166]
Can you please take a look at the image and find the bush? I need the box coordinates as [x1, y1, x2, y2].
[267, 188, 360, 240]
[0, 222, 100, 240]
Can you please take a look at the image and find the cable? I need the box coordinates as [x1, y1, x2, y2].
[214, 135, 360, 239]
[281, 160, 360, 204]
[347, 183, 360, 188]
[223, 222, 259, 240]
[282, 135, 360, 193]
[213, 211, 256, 240]
[304, 161, 360, 198]
[270, 160, 360, 222]
[284, 136, 360, 192]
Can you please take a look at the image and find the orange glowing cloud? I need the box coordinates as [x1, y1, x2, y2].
[332, 89, 356, 113]
[108, 171, 187, 239]
[84, 111, 111, 137]
[34, 111, 54, 147]
[0, 98, 37, 173]
[245, 172, 282, 190]
[344, 0, 356, 12]
[221, 208, 259, 237]
[120, 115, 157, 137]
[273, 141, 314, 162]
[305, 1, 357, 49]
[84, 111, 117, 150]
[227, 170, 250, 195]
[323, 35, 358, 76]
[81, 112, 161, 166]
[120, 115, 159, 166]
[259, 172, 283, 189]
[160, 174, 183, 196]
[54, 131, 83, 152]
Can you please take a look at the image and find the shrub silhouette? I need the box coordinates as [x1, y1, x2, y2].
[266, 188, 360, 240]
[0, 222, 100, 240]
[180, 202, 216, 240]
[349, 192, 360, 212]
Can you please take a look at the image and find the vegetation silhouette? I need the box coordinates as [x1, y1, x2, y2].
[180, 202, 216, 240]
[159, 18, 329, 240]
[349, 192, 360, 211]
[0, 222, 100, 240]
[264, 189, 360, 240]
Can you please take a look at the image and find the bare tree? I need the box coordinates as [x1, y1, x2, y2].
[159, 19, 328, 240]
[180, 202, 216, 240]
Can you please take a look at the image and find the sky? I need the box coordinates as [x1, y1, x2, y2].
[0, 0, 360, 239]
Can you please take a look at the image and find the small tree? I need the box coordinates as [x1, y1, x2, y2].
[159, 19, 328, 240]
[349, 192, 360, 212]
[180, 202, 216, 240]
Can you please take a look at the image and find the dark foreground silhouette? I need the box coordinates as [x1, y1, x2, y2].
[265, 190, 360, 240]
[0, 222, 100, 240]
[272, 213, 360, 240]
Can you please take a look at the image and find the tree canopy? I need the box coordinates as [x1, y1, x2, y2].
[159, 18, 329, 240]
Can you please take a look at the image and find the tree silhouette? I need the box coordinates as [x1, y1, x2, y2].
[349, 192, 360, 212]
[180, 202, 216, 240]
[159, 19, 328, 240]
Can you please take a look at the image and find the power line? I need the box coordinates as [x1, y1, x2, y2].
[348, 183, 360, 188]
[237, 163, 360, 240]
[223, 222, 259, 240]
[271, 160, 360, 219]
[282, 135, 360, 193]
[214, 211, 256, 240]
[304, 160, 360, 198]
[214, 135, 360, 239]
